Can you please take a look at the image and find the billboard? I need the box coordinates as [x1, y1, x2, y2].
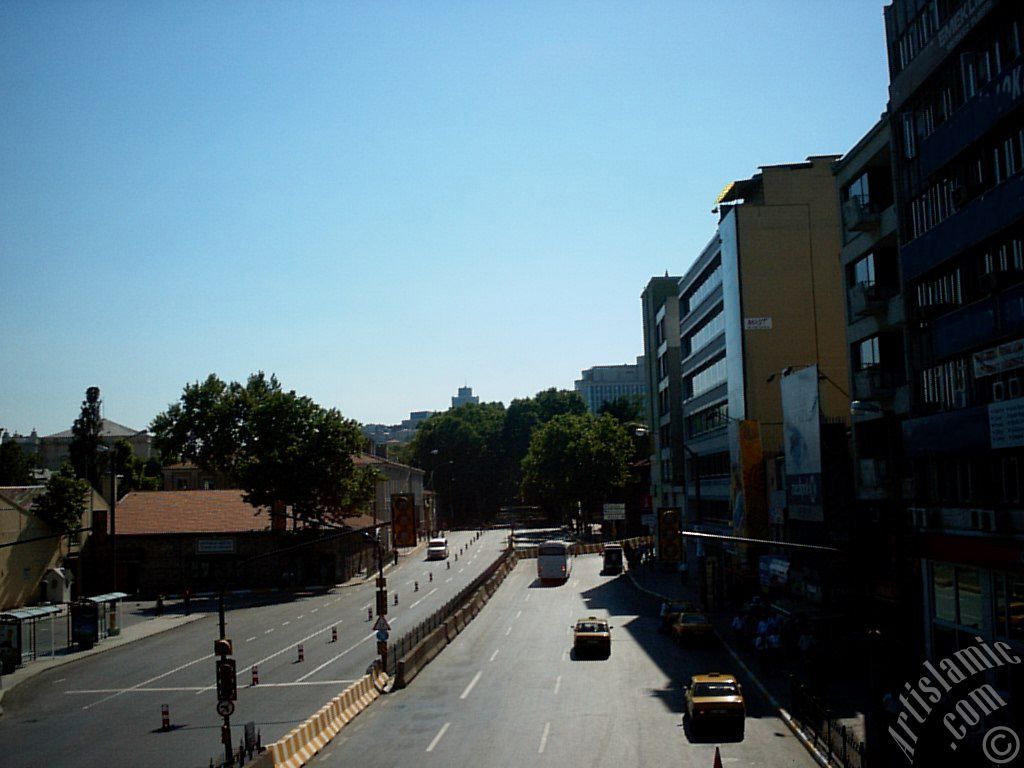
[781, 365, 823, 522]
[391, 494, 417, 547]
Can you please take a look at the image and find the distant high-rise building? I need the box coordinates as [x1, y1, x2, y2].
[451, 386, 479, 408]
[574, 357, 647, 415]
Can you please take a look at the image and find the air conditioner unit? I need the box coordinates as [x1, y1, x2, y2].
[1010, 377, 1022, 399]
[993, 381, 1006, 402]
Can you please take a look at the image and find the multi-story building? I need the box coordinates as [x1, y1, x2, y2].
[1, 420, 153, 471]
[451, 386, 479, 409]
[833, 118, 914, 631]
[574, 357, 647, 415]
[883, 0, 1024, 705]
[672, 157, 851, 605]
[641, 276, 685, 527]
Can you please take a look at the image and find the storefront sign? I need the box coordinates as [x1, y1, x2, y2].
[990, 397, 1024, 450]
[602, 503, 626, 521]
[973, 338, 1024, 378]
[782, 365, 823, 519]
[196, 538, 236, 555]
[744, 317, 773, 330]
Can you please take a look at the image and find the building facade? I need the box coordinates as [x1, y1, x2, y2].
[451, 386, 479, 408]
[574, 357, 647, 415]
[884, 0, 1024, 704]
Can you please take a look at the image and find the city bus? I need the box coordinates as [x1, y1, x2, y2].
[537, 540, 572, 583]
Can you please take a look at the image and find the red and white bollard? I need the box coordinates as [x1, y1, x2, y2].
[297, 644, 304, 663]
[394, 593, 399, 606]
[367, 607, 372, 621]
[331, 626, 338, 643]
[161, 703, 170, 731]
[251, 665, 259, 686]
[414, 581, 419, 592]
[429, 572, 433, 582]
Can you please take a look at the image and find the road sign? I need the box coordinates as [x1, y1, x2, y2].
[376, 629, 389, 642]
[602, 503, 626, 521]
[216, 700, 235, 717]
[372, 615, 391, 632]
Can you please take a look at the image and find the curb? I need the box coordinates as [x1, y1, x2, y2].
[624, 571, 835, 768]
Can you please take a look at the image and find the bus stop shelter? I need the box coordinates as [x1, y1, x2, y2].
[0, 604, 64, 671]
[71, 592, 128, 650]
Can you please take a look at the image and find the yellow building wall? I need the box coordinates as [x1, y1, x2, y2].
[736, 159, 850, 453]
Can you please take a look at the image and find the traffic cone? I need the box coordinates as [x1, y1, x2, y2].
[251, 665, 259, 686]
[297, 644, 304, 662]
[331, 626, 338, 643]
[713, 746, 723, 768]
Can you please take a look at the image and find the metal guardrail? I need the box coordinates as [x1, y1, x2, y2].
[387, 547, 516, 677]
[790, 678, 866, 768]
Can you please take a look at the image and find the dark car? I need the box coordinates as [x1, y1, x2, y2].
[573, 617, 612, 658]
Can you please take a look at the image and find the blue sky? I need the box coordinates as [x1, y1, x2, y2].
[1, 1, 890, 435]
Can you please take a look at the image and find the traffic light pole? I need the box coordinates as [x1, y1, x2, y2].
[218, 587, 233, 768]
[375, 535, 388, 672]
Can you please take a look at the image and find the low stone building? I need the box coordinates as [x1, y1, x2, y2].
[93, 490, 378, 597]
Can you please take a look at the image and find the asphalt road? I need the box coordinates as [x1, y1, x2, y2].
[0, 529, 502, 768]
[319, 552, 818, 768]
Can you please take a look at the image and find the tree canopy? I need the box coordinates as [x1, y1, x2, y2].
[0, 441, 34, 486]
[34, 464, 91, 534]
[69, 386, 103, 487]
[151, 373, 377, 523]
[520, 413, 633, 526]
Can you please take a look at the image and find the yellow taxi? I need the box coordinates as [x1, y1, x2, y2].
[572, 616, 611, 658]
[670, 612, 715, 644]
[684, 673, 746, 738]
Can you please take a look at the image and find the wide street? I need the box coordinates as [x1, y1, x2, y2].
[0, 529, 501, 768]
[321, 549, 818, 768]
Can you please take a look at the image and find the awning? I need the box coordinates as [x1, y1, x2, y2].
[0, 605, 63, 622]
[85, 592, 129, 604]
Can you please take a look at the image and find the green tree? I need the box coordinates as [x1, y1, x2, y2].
[0, 441, 34, 485]
[105, 439, 161, 496]
[34, 464, 91, 534]
[500, 389, 586, 498]
[69, 386, 103, 487]
[598, 394, 645, 425]
[410, 402, 508, 525]
[520, 413, 632, 529]
[151, 373, 377, 524]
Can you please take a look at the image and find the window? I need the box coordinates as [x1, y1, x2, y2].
[858, 337, 881, 370]
[853, 254, 876, 287]
[957, 568, 982, 629]
[687, 356, 727, 399]
[687, 402, 728, 439]
[684, 263, 723, 313]
[846, 172, 869, 206]
[686, 311, 724, 356]
[933, 562, 956, 623]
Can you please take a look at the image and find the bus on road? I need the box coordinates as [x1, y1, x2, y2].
[537, 540, 572, 583]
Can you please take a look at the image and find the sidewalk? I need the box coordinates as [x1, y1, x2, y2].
[627, 562, 867, 767]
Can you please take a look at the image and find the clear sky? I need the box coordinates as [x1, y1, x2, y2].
[1, 1, 891, 435]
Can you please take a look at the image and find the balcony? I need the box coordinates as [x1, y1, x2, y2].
[901, 172, 1024, 282]
[843, 197, 880, 233]
[848, 283, 886, 319]
[919, 60, 1024, 180]
[854, 367, 896, 400]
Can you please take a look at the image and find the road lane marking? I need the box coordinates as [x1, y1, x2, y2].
[297, 615, 304, 619]
[69, 680, 360, 695]
[295, 625, 388, 683]
[446, 578, 453, 583]
[282, 621, 290, 626]
[458, 568, 465, 573]
[554, 675, 561, 695]
[82, 653, 213, 710]
[410, 597, 424, 608]
[311, 608, 318, 613]
[539, 722, 551, 753]
[524, 594, 531, 602]
[490, 649, 500, 662]
[459, 670, 482, 700]
[246, 636, 257, 642]
[515, 610, 522, 620]
[426, 722, 450, 752]
[427, 588, 438, 597]
[265, 628, 275, 634]
[505, 627, 512, 636]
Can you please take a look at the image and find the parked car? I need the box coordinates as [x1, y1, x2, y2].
[671, 612, 715, 644]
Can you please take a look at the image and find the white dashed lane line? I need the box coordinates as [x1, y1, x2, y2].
[426, 723, 450, 753]
[490, 649, 500, 662]
[539, 722, 551, 753]
[459, 670, 482, 700]
[554, 675, 561, 694]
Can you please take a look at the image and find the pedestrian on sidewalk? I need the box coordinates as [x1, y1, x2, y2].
[155, 594, 164, 616]
[183, 587, 192, 616]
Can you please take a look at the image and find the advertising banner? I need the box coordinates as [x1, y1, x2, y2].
[781, 365, 823, 521]
[391, 494, 417, 547]
[736, 420, 767, 540]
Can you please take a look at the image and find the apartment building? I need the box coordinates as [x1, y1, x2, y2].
[884, 0, 1024, 684]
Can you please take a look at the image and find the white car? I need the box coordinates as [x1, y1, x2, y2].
[426, 537, 449, 560]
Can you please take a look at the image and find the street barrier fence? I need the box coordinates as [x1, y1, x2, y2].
[790, 677, 867, 768]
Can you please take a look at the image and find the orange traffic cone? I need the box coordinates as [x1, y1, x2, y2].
[713, 746, 723, 768]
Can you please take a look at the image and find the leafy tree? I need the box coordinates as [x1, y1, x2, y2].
[0, 441, 34, 485]
[520, 413, 632, 529]
[34, 464, 91, 534]
[410, 402, 508, 526]
[500, 389, 586, 497]
[151, 373, 377, 523]
[69, 386, 104, 487]
[598, 394, 645, 425]
[103, 439, 161, 496]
